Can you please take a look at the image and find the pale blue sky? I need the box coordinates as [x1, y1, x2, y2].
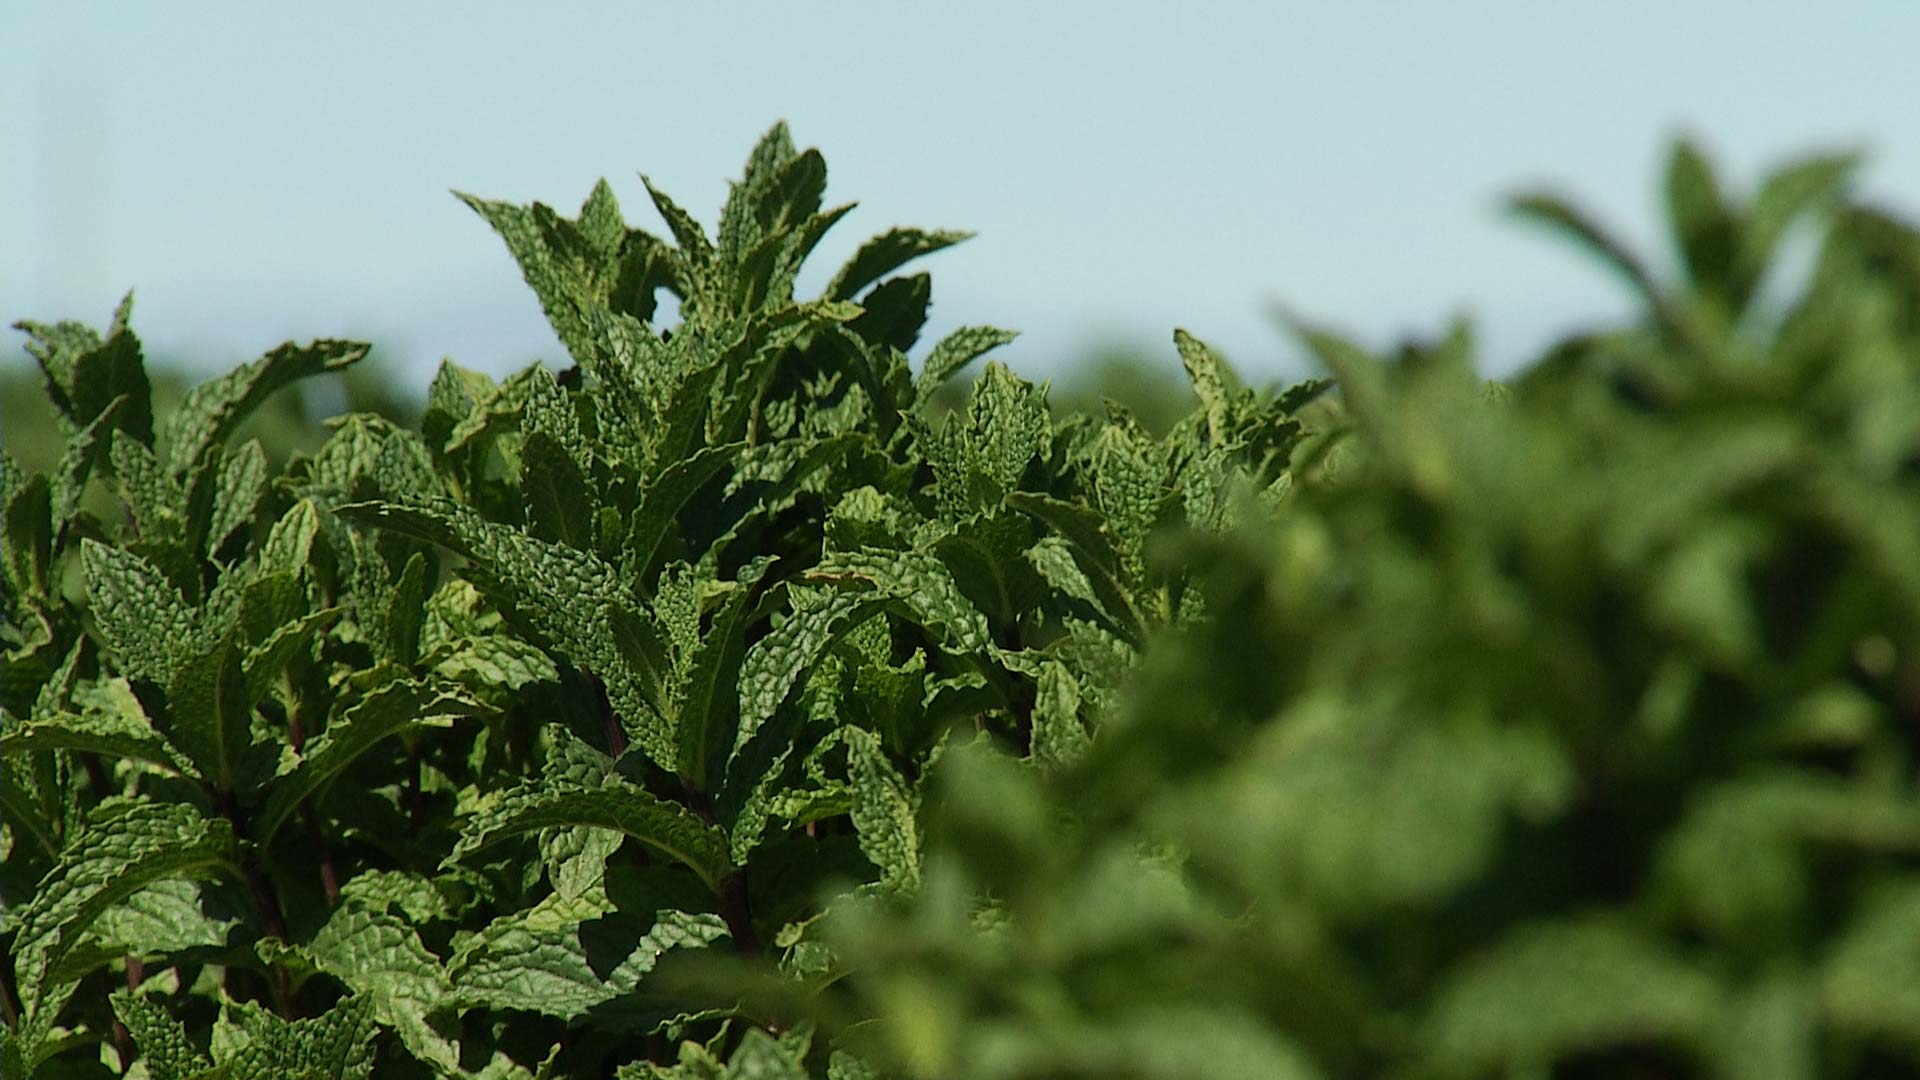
[4, 2, 1917, 387]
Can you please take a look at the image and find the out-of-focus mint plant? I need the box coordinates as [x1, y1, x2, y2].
[790, 142, 1920, 1079]
[1, 126, 1914, 1079]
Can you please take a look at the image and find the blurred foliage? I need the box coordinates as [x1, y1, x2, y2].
[776, 142, 1920, 1077]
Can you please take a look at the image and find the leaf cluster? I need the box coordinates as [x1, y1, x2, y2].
[2, 124, 1321, 1078]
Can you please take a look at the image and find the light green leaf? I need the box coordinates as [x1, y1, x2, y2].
[111, 991, 213, 1080]
[734, 590, 890, 762]
[206, 439, 268, 558]
[842, 727, 920, 890]
[215, 995, 379, 1080]
[914, 325, 1019, 405]
[308, 901, 460, 1072]
[162, 339, 368, 480]
[447, 764, 733, 892]
[1029, 660, 1090, 769]
[14, 799, 237, 1012]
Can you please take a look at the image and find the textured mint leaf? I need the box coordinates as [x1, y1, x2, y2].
[205, 439, 269, 558]
[112, 991, 212, 1080]
[810, 547, 994, 656]
[3, 679, 196, 776]
[81, 540, 196, 685]
[334, 502, 658, 755]
[3, 463, 52, 598]
[624, 441, 747, 586]
[308, 901, 460, 1072]
[88, 877, 239, 959]
[914, 325, 1019, 406]
[0, 749, 63, 866]
[51, 395, 125, 532]
[447, 767, 733, 892]
[523, 431, 596, 549]
[216, 995, 379, 1080]
[1030, 659, 1090, 769]
[842, 727, 919, 890]
[336, 870, 462, 925]
[427, 634, 558, 694]
[1006, 493, 1146, 645]
[109, 431, 185, 542]
[733, 590, 890, 763]
[642, 175, 716, 272]
[826, 227, 972, 302]
[13, 798, 237, 1011]
[458, 192, 611, 373]
[257, 679, 480, 846]
[674, 559, 772, 796]
[66, 306, 153, 442]
[1174, 328, 1238, 449]
[449, 873, 728, 1027]
[161, 339, 368, 480]
[163, 631, 260, 793]
[14, 315, 101, 424]
[243, 606, 334, 700]
[918, 363, 1050, 518]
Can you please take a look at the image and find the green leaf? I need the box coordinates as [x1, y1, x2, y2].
[162, 338, 368, 479]
[1738, 151, 1859, 303]
[4, 468, 53, 599]
[163, 631, 258, 793]
[448, 756, 733, 892]
[914, 325, 1019, 405]
[625, 442, 747, 586]
[1030, 659, 1090, 769]
[3, 678, 197, 776]
[206, 439, 269, 558]
[734, 590, 891, 763]
[674, 559, 773, 796]
[257, 679, 479, 846]
[112, 991, 213, 1080]
[1175, 328, 1236, 449]
[307, 901, 460, 1072]
[809, 547, 994, 656]
[13, 799, 236, 1013]
[826, 227, 972, 301]
[215, 995, 379, 1080]
[81, 540, 196, 685]
[1821, 881, 1920, 1048]
[842, 727, 919, 890]
[1006, 493, 1146, 645]
[67, 306, 153, 442]
[449, 870, 727, 1027]
[1666, 138, 1736, 302]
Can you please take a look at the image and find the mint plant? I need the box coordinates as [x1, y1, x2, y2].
[4, 127, 1916, 1079]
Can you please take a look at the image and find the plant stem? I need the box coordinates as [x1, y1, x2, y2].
[592, 674, 629, 758]
[679, 780, 759, 954]
[211, 785, 300, 1018]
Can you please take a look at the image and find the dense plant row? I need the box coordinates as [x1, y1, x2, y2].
[3, 125, 1917, 1078]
